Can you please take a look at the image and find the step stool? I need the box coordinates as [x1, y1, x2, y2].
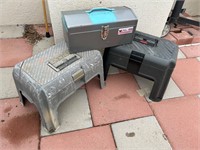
[103, 31, 178, 102]
[13, 41, 104, 132]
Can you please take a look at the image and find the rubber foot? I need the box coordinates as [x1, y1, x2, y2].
[46, 32, 50, 38]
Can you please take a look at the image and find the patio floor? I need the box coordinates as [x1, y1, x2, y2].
[0, 23, 200, 150]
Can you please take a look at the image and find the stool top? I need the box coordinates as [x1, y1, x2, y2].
[112, 31, 178, 60]
[19, 41, 101, 85]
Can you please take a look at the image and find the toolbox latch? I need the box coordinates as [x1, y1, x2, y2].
[72, 69, 85, 82]
[101, 25, 109, 40]
[130, 51, 145, 64]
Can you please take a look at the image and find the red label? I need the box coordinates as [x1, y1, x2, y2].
[118, 27, 134, 35]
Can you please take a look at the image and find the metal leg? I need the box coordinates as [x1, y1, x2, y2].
[178, 17, 200, 26]
[169, 0, 185, 24]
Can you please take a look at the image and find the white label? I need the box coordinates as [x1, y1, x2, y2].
[118, 27, 134, 35]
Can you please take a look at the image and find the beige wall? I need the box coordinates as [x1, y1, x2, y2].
[0, 0, 51, 25]
[183, 0, 200, 16]
[0, 0, 199, 26]
[1, 0, 198, 43]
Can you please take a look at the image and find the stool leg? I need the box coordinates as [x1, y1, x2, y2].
[17, 89, 26, 106]
[103, 63, 110, 81]
[38, 104, 60, 133]
[13, 77, 26, 106]
[99, 71, 105, 89]
[37, 91, 60, 132]
[103, 48, 111, 81]
[49, 109, 60, 131]
[149, 71, 172, 102]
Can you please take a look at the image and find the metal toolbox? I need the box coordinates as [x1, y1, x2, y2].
[13, 41, 104, 132]
[62, 6, 138, 53]
[103, 31, 178, 102]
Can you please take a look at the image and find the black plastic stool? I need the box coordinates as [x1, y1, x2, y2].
[103, 31, 178, 102]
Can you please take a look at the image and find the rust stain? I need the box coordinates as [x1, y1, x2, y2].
[4, 106, 12, 113]
[0, 112, 39, 145]
[114, 94, 130, 100]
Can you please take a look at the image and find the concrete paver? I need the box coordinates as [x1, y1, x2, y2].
[41, 89, 93, 136]
[172, 58, 200, 95]
[163, 33, 177, 44]
[170, 31, 193, 45]
[177, 49, 186, 59]
[183, 27, 200, 43]
[0, 25, 24, 38]
[179, 42, 200, 47]
[32, 37, 55, 55]
[150, 96, 200, 150]
[134, 75, 184, 102]
[111, 116, 172, 150]
[180, 44, 200, 58]
[0, 23, 199, 150]
[0, 98, 40, 150]
[41, 126, 116, 150]
[0, 38, 33, 67]
[86, 73, 153, 126]
[0, 68, 18, 99]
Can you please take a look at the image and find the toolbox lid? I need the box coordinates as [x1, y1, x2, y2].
[62, 6, 137, 28]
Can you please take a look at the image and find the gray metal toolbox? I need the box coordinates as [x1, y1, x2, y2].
[103, 31, 178, 102]
[13, 41, 104, 132]
[62, 6, 138, 53]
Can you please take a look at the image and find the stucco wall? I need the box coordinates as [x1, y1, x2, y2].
[0, 0, 198, 43]
[0, 0, 51, 25]
[47, 0, 174, 43]
[0, 0, 199, 26]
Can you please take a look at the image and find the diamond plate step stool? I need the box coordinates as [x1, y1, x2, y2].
[103, 31, 178, 102]
[13, 41, 104, 132]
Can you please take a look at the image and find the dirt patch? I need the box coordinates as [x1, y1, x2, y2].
[114, 94, 130, 100]
[0, 112, 39, 145]
[23, 25, 43, 45]
[4, 106, 12, 113]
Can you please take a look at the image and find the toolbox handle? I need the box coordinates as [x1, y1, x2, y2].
[133, 33, 159, 47]
[86, 8, 114, 13]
